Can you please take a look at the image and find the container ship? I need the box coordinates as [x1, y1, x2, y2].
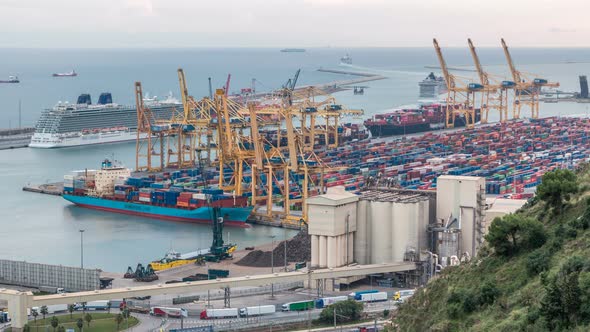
[29, 92, 180, 148]
[62, 160, 253, 227]
[364, 104, 481, 137]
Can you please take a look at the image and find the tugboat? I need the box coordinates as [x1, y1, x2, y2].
[52, 70, 77, 77]
[340, 53, 352, 65]
[0, 76, 19, 83]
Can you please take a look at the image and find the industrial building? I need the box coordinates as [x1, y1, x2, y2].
[307, 175, 488, 285]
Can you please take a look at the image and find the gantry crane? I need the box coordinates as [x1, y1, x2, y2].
[135, 81, 170, 172]
[293, 86, 364, 150]
[467, 38, 507, 123]
[433, 38, 478, 129]
[501, 38, 559, 119]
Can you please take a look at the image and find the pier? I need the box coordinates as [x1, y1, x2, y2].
[0, 127, 34, 150]
[22, 182, 63, 196]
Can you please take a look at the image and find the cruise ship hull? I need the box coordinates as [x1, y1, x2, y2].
[30, 131, 144, 148]
[63, 194, 253, 228]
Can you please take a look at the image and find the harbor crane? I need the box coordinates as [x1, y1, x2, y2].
[501, 38, 559, 119]
[467, 38, 507, 123]
[135, 81, 170, 172]
[433, 38, 478, 129]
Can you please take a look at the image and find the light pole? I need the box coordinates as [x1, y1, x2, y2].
[270, 235, 276, 299]
[79, 229, 85, 291]
[79, 229, 85, 269]
[284, 232, 287, 272]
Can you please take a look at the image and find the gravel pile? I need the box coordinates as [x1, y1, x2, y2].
[236, 229, 311, 267]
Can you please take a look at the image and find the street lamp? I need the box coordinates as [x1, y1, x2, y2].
[283, 232, 288, 272]
[270, 235, 276, 299]
[79, 229, 85, 269]
[79, 229, 85, 291]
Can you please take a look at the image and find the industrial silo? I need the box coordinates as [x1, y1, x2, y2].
[370, 201, 392, 263]
[354, 199, 369, 264]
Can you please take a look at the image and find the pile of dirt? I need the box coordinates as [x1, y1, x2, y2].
[236, 229, 311, 267]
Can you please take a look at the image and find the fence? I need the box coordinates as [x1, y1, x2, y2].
[0, 260, 100, 292]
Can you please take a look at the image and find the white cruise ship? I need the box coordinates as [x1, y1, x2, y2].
[30, 92, 180, 148]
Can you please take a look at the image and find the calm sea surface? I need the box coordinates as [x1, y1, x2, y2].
[0, 47, 589, 271]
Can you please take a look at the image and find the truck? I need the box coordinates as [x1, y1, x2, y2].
[315, 296, 349, 309]
[75, 301, 109, 311]
[281, 300, 315, 312]
[38, 286, 65, 294]
[32, 304, 68, 314]
[349, 290, 378, 299]
[150, 306, 188, 318]
[200, 308, 239, 319]
[393, 289, 416, 303]
[358, 292, 388, 303]
[238, 305, 276, 317]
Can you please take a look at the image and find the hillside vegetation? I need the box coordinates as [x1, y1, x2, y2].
[393, 166, 590, 331]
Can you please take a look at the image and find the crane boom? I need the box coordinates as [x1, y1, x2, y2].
[501, 38, 520, 83]
[433, 38, 454, 89]
[177, 69, 190, 120]
[467, 38, 489, 85]
[225, 74, 231, 97]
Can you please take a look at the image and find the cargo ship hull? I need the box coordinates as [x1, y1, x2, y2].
[63, 194, 253, 228]
[366, 111, 481, 138]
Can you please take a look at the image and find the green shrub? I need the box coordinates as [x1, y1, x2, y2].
[318, 300, 363, 324]
[479, 280, 500, 305]
[526, 249, 551, 276]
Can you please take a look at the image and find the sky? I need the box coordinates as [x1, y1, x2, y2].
[1, 0, 588, 48]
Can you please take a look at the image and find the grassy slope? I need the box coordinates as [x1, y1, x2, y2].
[27, 312, 139, 332]
[394, 170, 590, 332]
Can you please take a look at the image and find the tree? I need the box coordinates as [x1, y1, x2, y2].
[68, 304, 75, 319]
[122, 308, 130, 319]
[31, 308, 38, 324]
[50, 316, 59, 332]
[115, 313, 124, 330]
[57, 326, 66, 332]
[537, 169, 578, 212]
[40, 306, 48, 320]
[76, 318, 84, 332]
[485, 214, 546, 256]
[319, 300, 363, 324]
[84, 313, 92, 327]
[23, 324, 31, 332]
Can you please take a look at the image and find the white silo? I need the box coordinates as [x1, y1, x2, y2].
[319, 236, 327, 268]
[391, 201, 410, 262]
[354, 199, 369, 264]
[370, 201, 392, 263]
[311, 235, 319, 268]
[327, 236, 337, 268]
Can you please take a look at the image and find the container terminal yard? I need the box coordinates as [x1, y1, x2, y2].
[2, 38, 585, 332]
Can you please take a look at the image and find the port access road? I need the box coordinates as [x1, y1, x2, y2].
[0, 262, 415, 331]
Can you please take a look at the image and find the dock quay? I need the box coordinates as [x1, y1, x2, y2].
[22, 182, 63, 196]
[0, 127, 34, 150]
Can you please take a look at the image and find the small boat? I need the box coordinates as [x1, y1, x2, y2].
[52, 70, 77, 77]
[0, 76, 19, 83]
